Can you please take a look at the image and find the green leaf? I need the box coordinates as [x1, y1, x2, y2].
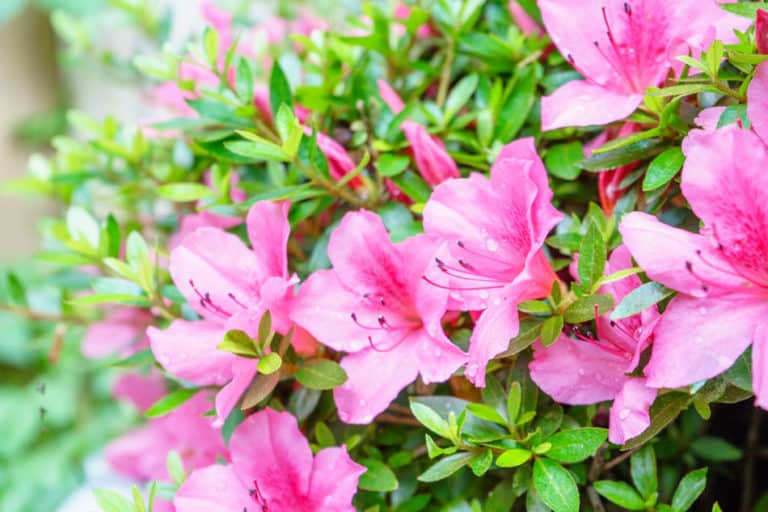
[496, 448, 532, 468]
[467, 403, 507, 425]
[240, 371, 280, 409]
[145, 388, 199, 418]
[295, 359, 348, 390]
[93, 489, 133, 512]
[496, 65, 537, 142]
[610, 282, 673, 320]
[391, 171, 432, 203]
[258, 311, 273, 345]
[540, 315, 564, 347]
[5, 272, 26, 305]
[630, 445, 658, 500]
[578, 222, 606, 292]
[445, 74, 479, 122]
[203, 26, 219, 65]
[507, 381, 522, 424]
[623, 392, 691, 449]
[269, 61, 293, 118]
[593, 481, 646, 510]
[563, 294, 614, 323]
[105, 214, 121, 258]
[410, 401, 451, 438]
[359, 459, 399, 491]
[470, 448, 493, 477]
[257, 352, 282, 375]
[690, 436, 743, 461]
[503, 318, 544, 356]
[546, 142, 584, 181]
[156, 183, 216, 202]
[418, 452, 474, 482]
[166, 451, 185, 486]
[723, 348, 752, 391]
[67, 205, 100, 248]
[236, 58, 254, 101]
[375, 153, 411, 177]
[314, 421, 336, 448]
[533, 458, 579, 512]
[720, 2, 767, 18]
[646, 84, 720, 98]
[671, 468, 708, 512]
[642, 147, 685, 191]
[217, 330, 259, 358]
[224, 139, 289, 162]
[546, 428, 608, 463]
[579, 139, 663, 172]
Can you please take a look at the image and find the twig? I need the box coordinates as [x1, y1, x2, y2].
[740, 408, 762, 512]
[587, 444, 608, 512]
[375, 413, 422, 427]
[0, 304, 87, 325]
[603, 447, 638, 472]
[436, 43, 455, 107]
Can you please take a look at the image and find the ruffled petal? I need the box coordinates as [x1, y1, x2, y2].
[307, 447, 366, 512]
[174, 465, 251, 512]
[608, 379, 657, 444]
[541, 80, 642, 131]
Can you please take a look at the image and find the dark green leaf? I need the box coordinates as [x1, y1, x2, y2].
[418, 453, 473, 482]
[690, 436, 743, 462]
[546, 142, 584, 181]
[579, 139, 663, 172]
[295, 359, 348, 390]
[546, 428, 608, 463]
[623, 392, 691, 449]
[630, 445, 658, 499]
[593, 481, 646, 510]
[410, 401, 451, 438]
[359, 458, 399, 491]
[578, 222, 606, 292]
[375, 153, 411, 177]
[563, 294, 614, 323]
[145, 388, 198, 418]
[533, 458, 579, 512]
[610, 282, 673, 320]
[470, 448, 493, 476]
[269, 61, 293, 118]
[540, 315, 564, 347]
[642, 147, 684, 191]
[671, 468, 708, 512]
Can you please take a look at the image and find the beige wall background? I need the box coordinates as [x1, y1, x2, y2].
[0, 8, 57, 263]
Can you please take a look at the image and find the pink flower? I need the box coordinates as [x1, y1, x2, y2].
[757, 9, 768, 54]
[421, 138, 563, 387]
[539, 0, 748, 130]
[291, 211, 467, 423]
[82, 307, 153, 359]
[148, 201, 300, 426]
[748, 62, 768, 144]
[619, 125, 768, 408]
[377, 80, 460, 186]
[174, 408, 365, 512]
[508, 1, 543, 36]
[112, 371, 167, 413]
[106, 391, 229, 482]
[394, 2, 436, 38]
[529, 246, 659, 444]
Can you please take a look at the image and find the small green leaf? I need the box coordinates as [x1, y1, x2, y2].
[445, 74, 479, 122]
[496, 448, 532, 468]
[269, 61, 293, 117]
[224, 140, 289, 162]
[166, 451, 185, 486]
[418, 453, 474, 482]
[563, 294, 614, 323]
[359, 459, 399, 491]
[610, 282, 673, 320]
[671, 468, 708, 512]
[467, 403, 507, 425]
[295, 359, 348, 390]
[93, 489, 133, 512]
[470, 448, 493, 476]
[540, 315, 564, 347]
[546, 428, 608, 463]
[690, 436, 743, 462]
[241, 371, 280, 409]
[579, 139, 663, 172]
[258, 352, 282, 375]
[157, 183, 216, 202]
[218, 330, 259, 358]
[642, 147, 685, 191]
[314, 421, 336, 448]
[203, 26, 219, 65]
[533, 458, 579, 512]
[236, 58, 254, 101]
[578, 222, 606, 292]
[593, 481, 646, 510]
[720, 2, 767, 18]
[507, 381, 522, 424]
[630, 444, 658, 500]
[410, 401, 451, 438]
[375, 153, 410, 177]
[145, 388, 199, 418]
[503, 318, 544, 356]
[545, 142, 584, 181]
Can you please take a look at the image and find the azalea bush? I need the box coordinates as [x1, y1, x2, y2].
[6, 0, 768, 510]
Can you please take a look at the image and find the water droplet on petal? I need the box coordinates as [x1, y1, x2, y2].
[479, 290, 489, 300]
[698, 306, 708, 316]
[466, 363, 479, 377]
[493, 298, 501, 306]
[577, 368, 586, 376]
[359, 399, 367, 407]
[695, 336, 705, 344]
[618, 408, 631, 420]
[450, 291, 462, 300]
[486, 238, 499, 252]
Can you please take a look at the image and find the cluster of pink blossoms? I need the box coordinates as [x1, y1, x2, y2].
[80, 0, 768, 509]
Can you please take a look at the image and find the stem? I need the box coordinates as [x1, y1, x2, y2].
[436, 42, 455, 107]
[375, 413, 423, 427]
[602, 447, 637, 472]
[587, 444, 608, 512]
[0, 304, 87, 325]
[740, 408, 761, 512]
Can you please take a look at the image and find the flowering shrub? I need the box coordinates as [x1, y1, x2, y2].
[6, 0, 768, 510]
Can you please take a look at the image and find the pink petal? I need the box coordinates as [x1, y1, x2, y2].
[246, 200, 291, 281]
[541, 80, 642, 131]
[171, 211, 242, 250]
[175, 465, 251, 512]
[466, 296, 520, 387]
[82, 307, 151, 358]
[213, 357, 258, 428]
[753, 322, 768, 409]
[112, 371, 166, 412]
[645, 295, 767, 388]
[681, 126, 768, 286]
[619, 212, 743, 296]
[377, 80, 405, 114]
[148, 320, 234, 386]
[402, 120, 460, 186]
[694, 106, 726, 131]
[230, 409, 313, 508]
[757, 9, 768, 54]
[170, 227, 260, 320]
[530, 336, 628, 404]
[334, 339, 421, 423]
[290, 270, 373, 353]
[608, 379, 657, 444]
[413, 329, 467, 384]
[508, 1, 543, 36]
[748, 62, 768, 144]
[307, 447, 366, 512]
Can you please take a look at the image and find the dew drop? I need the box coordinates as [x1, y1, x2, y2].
[485, 238, 499, 252]
[698, 306, 708, 316]
[359, 399, 367, 407]
[450, 291, 462, 300]
[479, 290, 489, 300]
[466, 363, 479, 377]
[577, 368, 586, 376]
[618, 408, 631, 420]
[695, 336, 705, 344]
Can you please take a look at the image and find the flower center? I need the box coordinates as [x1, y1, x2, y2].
[188, 279, 248, 319]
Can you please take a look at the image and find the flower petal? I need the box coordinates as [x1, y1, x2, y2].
[148, 320, 233, 386]
[174, 465, 251, 512]
[307, 447, 366, 512]
[246, 200, 290, 281]
[402, 120, 460, 186]
[748, 63, 768, 145]
[753, 322, 768, 410]
[466, 296, 520, 387]
[541, 80, 642, 131]
[213, 357, 258, 428]
[645, 294, 767, 388]
[608, 379, 657, 445]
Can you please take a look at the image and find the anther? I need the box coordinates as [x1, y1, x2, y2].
[624, 2, 631, 15]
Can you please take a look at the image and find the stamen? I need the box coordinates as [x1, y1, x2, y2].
[367, 331, 410, 352]
[455, 240, 511, 267]
[421, 275, 506, 292]
[624, 2, 631, 15]
[351, 312, 409, 331]
[189, 279, 233, 317]
[228, 292, 247, 309]
[249, 480, 269, 511]
[435, 259, 500, 283]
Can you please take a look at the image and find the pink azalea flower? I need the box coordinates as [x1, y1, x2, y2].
[106, 391, 229, 482]
[82, 307, 153, 359]
[174, 408, 365, 511]
[529, 246, 660, 444]
[508, 1, 544, 36]
[619, 125, 768, 408]
[291, 211, 467, 423]
[539, 0, 748, 130]
[748, 61, 768, 144]
[377, 80, 460, 186]
[421, 138, 563, 387]
[757, 9, 768, 55]
[112, 371, 167, 413]
[148, 201, 302, 426]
